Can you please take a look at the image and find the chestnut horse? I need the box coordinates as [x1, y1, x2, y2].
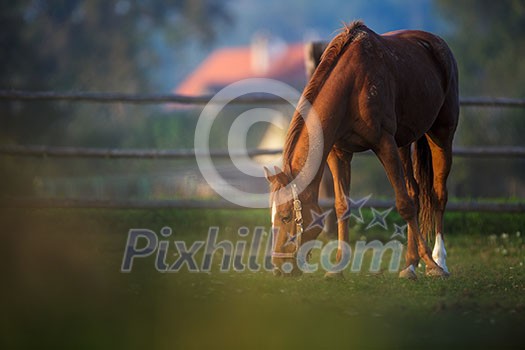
[265, 21, 458, 279]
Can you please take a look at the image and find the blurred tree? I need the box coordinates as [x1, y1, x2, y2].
[0, 0, 231, 195]
[436, 0, 525, 97]
[1, 0, 232, 92]
[436, 0, 525, 197]
[0, 0, 232, 143]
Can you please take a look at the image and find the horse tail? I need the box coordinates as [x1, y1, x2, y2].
[428, 34, 458, 97]
[414, 136, 436, 243]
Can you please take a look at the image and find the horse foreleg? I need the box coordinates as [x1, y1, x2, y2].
[399, 145, 421, 277]
[325, 148, 353, 278]
[319, 166, 338, 239]
[373, 132, 447, 278]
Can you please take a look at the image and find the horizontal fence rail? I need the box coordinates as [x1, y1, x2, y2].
[1, 90, 525, 107]
[0, 144, 283, 159]
[1, 144, 524, 159]
[0, 90, 286, 105]
[1, 90, 524, 213]
[1, 197, 523, 213]
[459, 97, 525, 107]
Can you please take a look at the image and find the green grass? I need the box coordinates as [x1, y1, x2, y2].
[1, 208, 524, 349]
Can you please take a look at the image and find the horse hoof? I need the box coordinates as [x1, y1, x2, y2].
[399, 266, 417, 280]
[324, 271, 344, 279]
[426, 266, 450, 278]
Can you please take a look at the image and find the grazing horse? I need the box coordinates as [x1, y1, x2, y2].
[264, 21, 459, 279]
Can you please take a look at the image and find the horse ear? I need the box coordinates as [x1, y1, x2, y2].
[263, 166, 288, 186]
[263, 166, 274, 183]
[272, 166, 289, 186]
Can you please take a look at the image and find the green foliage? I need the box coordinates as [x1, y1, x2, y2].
[0, 1, 231, 196]
[0, 0, 231, 144]
[435, 0, 525, 198]
[1, 0, 232, 91]
[437, 0, 525, 97]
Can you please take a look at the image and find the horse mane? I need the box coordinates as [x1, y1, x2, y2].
[281, 20, 367, 176]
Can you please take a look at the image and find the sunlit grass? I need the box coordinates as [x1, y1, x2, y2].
[1, 208, 524, 349]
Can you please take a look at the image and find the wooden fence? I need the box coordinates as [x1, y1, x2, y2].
[0, 90, 524, 212]
[0, 144, 524, 159]
[1, 90, 525, 106]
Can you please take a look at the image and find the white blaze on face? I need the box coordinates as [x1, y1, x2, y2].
[432, 233, 449, 274]
[271, 200, 277, 227]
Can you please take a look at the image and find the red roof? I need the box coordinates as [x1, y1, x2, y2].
[175, 43, 306, 95]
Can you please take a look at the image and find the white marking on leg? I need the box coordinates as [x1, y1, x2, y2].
[432, 233, 449, 273]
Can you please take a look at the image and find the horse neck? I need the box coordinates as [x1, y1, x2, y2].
[286, 107, 338, 201]
[286, 62, 355, 200]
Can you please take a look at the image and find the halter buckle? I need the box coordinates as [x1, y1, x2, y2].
[271, 183, 305, 261]
[294, 210, 303, 223]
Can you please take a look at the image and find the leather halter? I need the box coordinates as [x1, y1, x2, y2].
[271, 183, 304, 259]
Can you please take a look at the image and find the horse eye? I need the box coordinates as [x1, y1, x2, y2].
[281, 215, 292, 224]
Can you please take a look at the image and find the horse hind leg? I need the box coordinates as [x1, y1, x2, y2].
[426, 133, 453, 274]
[426, 92, 458, 275]
[373, 132, 447, 278]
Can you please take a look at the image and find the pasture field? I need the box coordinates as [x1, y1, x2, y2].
[1, 207, 524, 349]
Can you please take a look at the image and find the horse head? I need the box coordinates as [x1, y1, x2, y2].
[264, 166, 324, 277]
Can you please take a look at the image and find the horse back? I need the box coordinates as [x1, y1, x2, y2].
[383, 29, 457, 93]
[349, 28, 459, 146]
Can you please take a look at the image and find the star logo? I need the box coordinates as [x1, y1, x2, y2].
[285, 231, 297, 244]
[366, 207, 393, 230]
[306, 209, 332, 231]
[390, 223, 407, 239]
[339, 194, 371, 223]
